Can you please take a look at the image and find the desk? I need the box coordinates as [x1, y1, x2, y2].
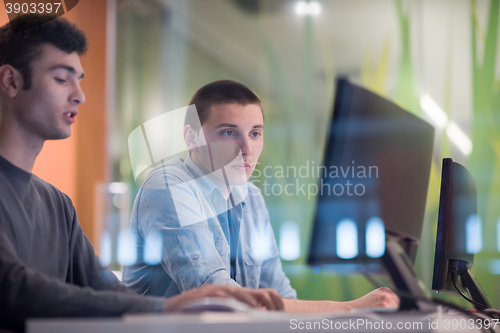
[27, 308, 490, 333]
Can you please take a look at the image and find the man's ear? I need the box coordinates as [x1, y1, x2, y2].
[0, 65, 23, 98]
[184, 124, 198, 152]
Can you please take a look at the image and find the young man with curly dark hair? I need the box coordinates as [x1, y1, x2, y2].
[0, 15, 282, 333]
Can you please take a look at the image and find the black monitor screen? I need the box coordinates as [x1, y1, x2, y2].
[308, 78, 435, 265]
[432, 158, 476, 293]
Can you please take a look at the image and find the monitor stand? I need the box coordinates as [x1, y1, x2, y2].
[451, 260, 492, 311]
[382, 235, 436, 311]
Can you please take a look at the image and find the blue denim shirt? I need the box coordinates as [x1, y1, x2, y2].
[122, 156, 297, 299]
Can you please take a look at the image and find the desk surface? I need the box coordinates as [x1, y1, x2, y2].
[27, 308, 495, 333]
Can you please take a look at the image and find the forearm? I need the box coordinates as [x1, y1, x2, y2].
[283, 298, 352, 313]
[282, 287, 399, 313]
[0, 238, 165, 331]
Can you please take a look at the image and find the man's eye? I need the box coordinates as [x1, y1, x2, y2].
[222, 130, 234, 136]
[252, 132, 262, 137]
[55, 78, 66, 83]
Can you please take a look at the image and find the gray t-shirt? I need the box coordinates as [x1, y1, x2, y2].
[0, 155, 165, 332]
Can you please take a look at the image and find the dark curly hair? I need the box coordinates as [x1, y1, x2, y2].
[0, 14, 88, 90]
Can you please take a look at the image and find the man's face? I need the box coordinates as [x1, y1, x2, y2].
[13, 43, 85, 140]
[191, 103, 264, 185]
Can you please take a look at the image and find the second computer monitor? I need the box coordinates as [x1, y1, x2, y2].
[308, 77, 435, 265]
[432, 158, 491, 310]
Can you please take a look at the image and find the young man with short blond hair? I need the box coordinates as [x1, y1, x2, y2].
[123, 80, 399, 313]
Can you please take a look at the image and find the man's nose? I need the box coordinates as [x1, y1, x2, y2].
[239, 137, 253, 156]
[71, 82, 86, 105]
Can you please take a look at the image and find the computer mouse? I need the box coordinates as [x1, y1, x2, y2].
[178, 297, 253, 313]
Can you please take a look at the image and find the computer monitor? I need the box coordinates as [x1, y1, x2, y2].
[432, 158, 492, 310]
[307, 77, 435, 309]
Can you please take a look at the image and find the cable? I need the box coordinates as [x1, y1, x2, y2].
[360, 269, 497, 333]
[483, 308, 500, 319]
[358, 259, 498, 331]
[360, 270, 493, 332]
[397, 293, 496, 333]
[451, 272, 488, 309]
[430, 298, 497, 333]
[449, 262, 489, 310]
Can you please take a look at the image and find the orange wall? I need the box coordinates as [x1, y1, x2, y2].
[0, 4, 7, 23]
[65, 0, 109, 248]
[34, 138, 77, 201]
[1, 1, 109, 247]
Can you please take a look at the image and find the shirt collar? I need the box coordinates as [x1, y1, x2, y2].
[230, 184, 248, 209]
[183, 154, 218, 197]
[184, 154, 247, 207]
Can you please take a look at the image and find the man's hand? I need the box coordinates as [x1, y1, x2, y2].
[347, 287, 399, 309]
[164, 285, 284, 312]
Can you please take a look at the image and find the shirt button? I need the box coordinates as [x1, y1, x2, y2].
[221, 218, 225, 222]
[193, 254, 199, 260]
